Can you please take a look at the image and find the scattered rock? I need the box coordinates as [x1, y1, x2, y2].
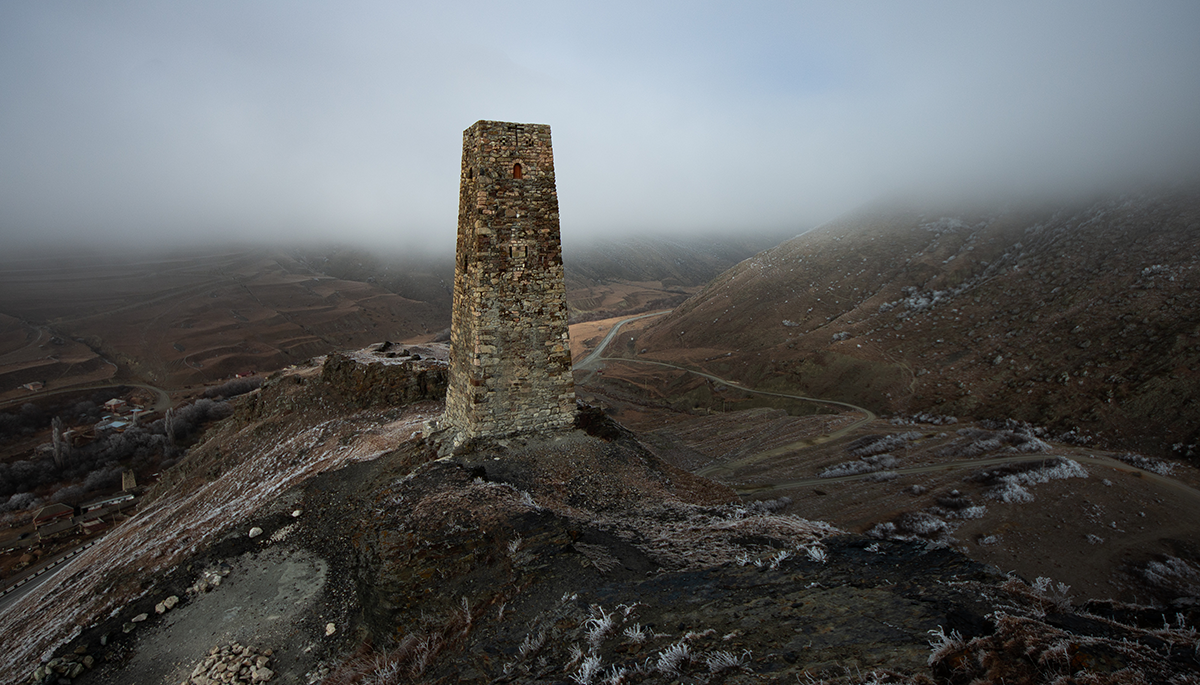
[291, 509, 302, 517]
[248, 527, 263, 538]
[188, 567, 229, 594]
[157, 593, 181, 613]
[131, 612, 148, 623]
[324, 622, 336, 636]
[186, 643, 275, 684]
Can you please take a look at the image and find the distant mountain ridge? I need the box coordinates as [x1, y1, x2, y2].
[563, 232, 798, 289]
[634, 188, 1200, 459]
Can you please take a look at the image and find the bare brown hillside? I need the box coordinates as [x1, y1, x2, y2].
[629, 189, 1200, 460]
[0, 248, 444, 394]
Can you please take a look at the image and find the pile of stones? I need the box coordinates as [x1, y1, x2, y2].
[26, 647, 94, 683]
[187, 564, 231, 594]
[184, 643, 274, 684]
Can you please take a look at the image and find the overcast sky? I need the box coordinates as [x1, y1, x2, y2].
[2, 1, 1199, 251]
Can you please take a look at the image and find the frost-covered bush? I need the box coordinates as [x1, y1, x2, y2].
[869, 511, 954, 544]
[202, 376, 263, 399]
[896, 512, 949, 537]
[937, 425, 1050, 459]
[82, 464, 123, 492]
[167, 399, 234, 443]
[819, 454, 898, 478]
[1, 492, 42, 512]
[847, 432, 922, 458]
[1140, 555, 1200, 599]
[891, 413, 957, 426]
[50, 484, 86, 504]
[967, 458, 1087, 504]
[1115, 452, 1176, 476]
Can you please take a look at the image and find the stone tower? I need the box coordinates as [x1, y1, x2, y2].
[442, 120, 575, 443]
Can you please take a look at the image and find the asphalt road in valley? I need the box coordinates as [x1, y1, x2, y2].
[575, 310, 672, 370]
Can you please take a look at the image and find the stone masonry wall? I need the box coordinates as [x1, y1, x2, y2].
[443, 121, 575, 441]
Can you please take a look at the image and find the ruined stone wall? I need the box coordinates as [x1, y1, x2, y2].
[443, 121, 575, 440]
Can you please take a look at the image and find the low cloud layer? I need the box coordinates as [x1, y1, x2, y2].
[2, 1, 1198, 251]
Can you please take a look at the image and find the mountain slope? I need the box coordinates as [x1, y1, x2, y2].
[633, 189, 1200, 459]
[7, 349, 1197, 685]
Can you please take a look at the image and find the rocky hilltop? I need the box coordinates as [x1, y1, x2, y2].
[3, 348, 1198, 685]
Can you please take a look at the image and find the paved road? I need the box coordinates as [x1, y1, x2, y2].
[575, 310, 672, 370]
[0, 537, 103, 615]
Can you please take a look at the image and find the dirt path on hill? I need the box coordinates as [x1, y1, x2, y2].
[578, 314, 1200, 510]
[0, 381, 172, 412]
[590, 355, 876, 476]
[574, 310, 877, 475]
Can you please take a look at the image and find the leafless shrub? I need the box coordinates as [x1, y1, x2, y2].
[890, 412, 957, 426]
[622, 624, 651, 644]
[517, 631, 545, 660]
[704, 649, 750, 673]
[966, 458, 1087, 503]
[896, 512, 950, 537]
[318, 636, 429, 685]
[936, 424, 1051, 460]
[654, 641, 692, 675]
[926, 625, 964, 666]
[570, 654, 603, 684]
[575, 543, 621, 574]
[1140, 555, 1200, 599]
[846, 432, 922, 457]
[802, 545, 828, 563]
[1030, 576, 1074, 612]
[583, 605, 616, 648]
[868, 512, 954, 545]
[1, 491, 42, 512]
[768, 549, 792, 568]
[819, 454, 899, 478]
[1115, 452, 1177, 476]
[203, 376, 263, 399]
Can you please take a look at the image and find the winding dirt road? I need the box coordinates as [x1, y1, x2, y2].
[576, 313, 1200, 503]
